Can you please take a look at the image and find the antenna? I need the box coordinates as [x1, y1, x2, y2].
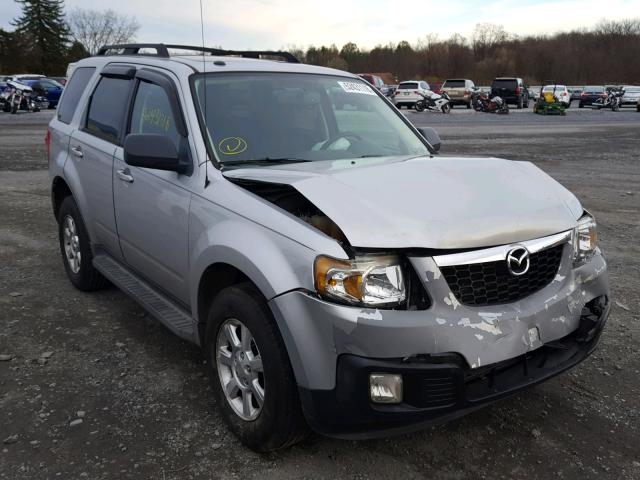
[199, 0, 210, 188]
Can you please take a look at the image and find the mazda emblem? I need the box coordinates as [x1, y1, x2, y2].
[506, 246, 530, 276]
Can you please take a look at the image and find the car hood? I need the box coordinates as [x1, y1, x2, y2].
[223, 156, 583, 250]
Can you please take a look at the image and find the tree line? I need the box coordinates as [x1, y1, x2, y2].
[0, 0, 138, 76]
[292, 19, 640, 86]
[1, 1, 638, 86]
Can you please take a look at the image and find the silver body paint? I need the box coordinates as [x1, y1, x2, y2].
[49, 54, 609, 400]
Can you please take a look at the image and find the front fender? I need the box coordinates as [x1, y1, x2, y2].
[189, 210, 319, 316]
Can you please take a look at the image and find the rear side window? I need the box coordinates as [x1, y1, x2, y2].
[129, 81, 181, 150]
[57, 67, 95, 124]
[86, 76, 132, 143]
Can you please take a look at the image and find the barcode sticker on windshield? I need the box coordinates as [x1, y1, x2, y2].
[338, 81, 376, 96]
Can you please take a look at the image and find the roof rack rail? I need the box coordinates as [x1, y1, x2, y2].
[96, 43, 300, 63]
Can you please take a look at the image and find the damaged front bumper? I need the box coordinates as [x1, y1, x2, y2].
[300, 294, 608, 439]
[268, 247, 609, 437]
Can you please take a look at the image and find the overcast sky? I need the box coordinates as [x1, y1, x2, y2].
[2, 0, 639, 49]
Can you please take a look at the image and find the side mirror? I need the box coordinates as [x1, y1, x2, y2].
[124, 134, 187, 173]
[417, 127, 441, 153]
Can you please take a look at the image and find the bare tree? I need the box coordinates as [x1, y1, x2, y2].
[68, 8, 140, 55]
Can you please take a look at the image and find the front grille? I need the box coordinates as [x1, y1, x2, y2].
[440, 244, 564, 306]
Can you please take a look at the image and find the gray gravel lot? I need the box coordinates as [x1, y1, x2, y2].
[1, 108, 639, 479]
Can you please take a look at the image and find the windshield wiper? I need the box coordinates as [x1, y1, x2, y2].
[220, 157, 312, 169]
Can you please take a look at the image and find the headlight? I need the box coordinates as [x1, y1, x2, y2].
[573, 213, 597, 266]
[314, 255, 406, 307]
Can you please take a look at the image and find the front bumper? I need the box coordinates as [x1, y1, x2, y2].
[299, 295, 608, 438]
[268, 249, 609, 436]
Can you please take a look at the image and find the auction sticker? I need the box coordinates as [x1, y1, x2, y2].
[337, 81, 375, 96]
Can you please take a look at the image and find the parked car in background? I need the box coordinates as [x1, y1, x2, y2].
[430, 82, 443, 94]
[48, 76, 68, 86]
[491, 77, 529, 108]
[358, 74, 385, 91]
[541, 85, 571, 108]
[2, 74, 45, 82]
[393, 80, 430, 109]
[528, 86, 540, 101]
[441, 79, 475, 108]
[20, 78, 64, 108]
[579, 86, 606, 108]
[569, 87, 583, 101]
[620, 85, 640, 107]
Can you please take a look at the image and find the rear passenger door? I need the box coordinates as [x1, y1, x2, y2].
[112, 69, 192, 304]
[68, 66, 135, 259]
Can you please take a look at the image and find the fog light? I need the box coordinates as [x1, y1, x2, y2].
[369, 373, 403, 404]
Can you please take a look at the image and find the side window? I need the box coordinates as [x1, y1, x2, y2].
[86, 76, 132, 144]
[57, 66, 95, 124]
[128, 81, 181, 150]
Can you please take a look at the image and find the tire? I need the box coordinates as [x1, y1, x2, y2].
[517, 96, 523, 109]
[467, 101, 472, 109]
[57, 196, 108, 291]
[415, 102, 424, 112]
[441, 103, 451, 114]
[205, 284, 309, 452]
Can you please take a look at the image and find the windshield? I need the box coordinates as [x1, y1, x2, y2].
[584, 86, 604, 93]
[624, 87, 640, 93]
[192, 73, 429, 166]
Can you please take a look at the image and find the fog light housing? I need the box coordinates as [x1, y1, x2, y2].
[369, 373, 403, 404]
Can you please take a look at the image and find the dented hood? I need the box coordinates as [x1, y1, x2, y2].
[223, 156, 583, 249]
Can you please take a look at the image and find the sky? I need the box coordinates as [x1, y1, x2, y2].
[1, 0, 639, 50]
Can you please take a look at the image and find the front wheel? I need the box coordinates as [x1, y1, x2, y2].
[612, 102, 619, 112]
[205, 284, 309, 452]
[441, 103, 451, 114]
[415, 102, 425, 112]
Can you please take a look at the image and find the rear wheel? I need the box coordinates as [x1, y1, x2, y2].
[57, 196, 108, 291]
[517, 97, 523, 109]
[205, 284, 309, 452]
[467, 101, 472, 109]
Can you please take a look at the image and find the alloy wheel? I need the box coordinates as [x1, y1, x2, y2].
[216, 318, 265, 421]
[62, 215, 81, 274]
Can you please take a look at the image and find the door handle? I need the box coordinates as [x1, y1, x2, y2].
[116, 168, 134, 183]
[71, 146, 83, 158]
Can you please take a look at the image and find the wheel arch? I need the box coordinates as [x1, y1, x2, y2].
[51, 175, 73, 219]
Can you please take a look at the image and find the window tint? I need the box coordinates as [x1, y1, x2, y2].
[86, 76, 132, 143]
[129, 81, 181, 149]
[57, 67, 95, 124]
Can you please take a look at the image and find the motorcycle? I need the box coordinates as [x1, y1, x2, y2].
[592, 87, 624, 111]
[1, 80, 42, 114]
[415, 90, 451, 114]
[471, 91, 509, 114]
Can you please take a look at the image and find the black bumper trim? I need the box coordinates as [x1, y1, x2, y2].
[299, 296, 609, 439]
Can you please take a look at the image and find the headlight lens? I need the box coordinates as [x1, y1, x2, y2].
[314, 255, 406, 306]
[573, 213, 597, 266]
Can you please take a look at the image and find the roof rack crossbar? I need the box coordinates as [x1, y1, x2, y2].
[96, 43, 300, 63]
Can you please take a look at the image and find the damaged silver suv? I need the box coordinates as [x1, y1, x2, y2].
[49, 44, 610, 452]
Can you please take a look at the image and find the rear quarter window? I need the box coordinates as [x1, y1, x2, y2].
[57, 67, 95, 124]
[85, 76, 132, 144]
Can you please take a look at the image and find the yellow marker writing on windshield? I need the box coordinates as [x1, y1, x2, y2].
[218, 137, 248, 155]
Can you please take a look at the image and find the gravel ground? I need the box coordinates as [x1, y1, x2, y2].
[1, 108, 639, 480]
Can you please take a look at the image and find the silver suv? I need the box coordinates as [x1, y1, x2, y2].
[48, 44, 610, 452]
